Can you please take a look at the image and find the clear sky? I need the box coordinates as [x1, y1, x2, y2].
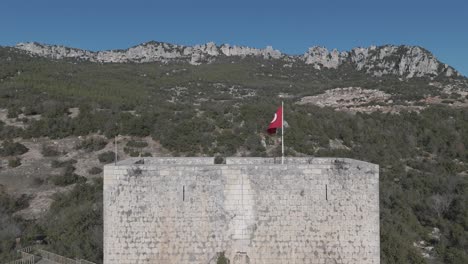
[1, 0, 467, 76]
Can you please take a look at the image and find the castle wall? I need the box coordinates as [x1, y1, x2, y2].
[104, 157, 379, 264]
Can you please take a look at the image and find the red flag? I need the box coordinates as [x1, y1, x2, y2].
[267, 105, 283, 134]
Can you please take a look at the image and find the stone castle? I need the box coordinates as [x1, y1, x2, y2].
[103, 157, 380, 264]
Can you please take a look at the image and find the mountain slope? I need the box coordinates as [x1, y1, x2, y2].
[0, 41, 467, 264]
[13, 41, 460, 79]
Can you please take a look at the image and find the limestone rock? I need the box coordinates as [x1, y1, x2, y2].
[14, 41, 460, 79]
[303, 46, 347, 69]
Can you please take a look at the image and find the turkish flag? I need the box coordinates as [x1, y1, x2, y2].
[267, 106, 283, 134]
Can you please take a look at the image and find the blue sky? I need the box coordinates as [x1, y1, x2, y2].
[1, 0, 467, 76]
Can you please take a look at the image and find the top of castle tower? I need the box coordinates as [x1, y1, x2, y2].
[110, 157, 378, 170]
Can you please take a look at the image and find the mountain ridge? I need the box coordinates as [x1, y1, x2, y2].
[12, 41, 461, 79]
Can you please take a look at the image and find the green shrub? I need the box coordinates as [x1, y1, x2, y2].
[214, 156, 225, 164]
[76, 137, 107, 152]
[42, 179, 103, 262]
[14, 194, 32, 210]
[123, 147, 139, 157]
[88, 167, 102, 175]
[98, 151, 115, 163]
[32, 177, 45, 186]
[0, 191, 31, 213]
[51, 159, 77, 168]
[216, 252, 229, 264]
[0, 140, 28, 156]
[50, 164, 86, 186]
[50, 172, 86, 186]
[124, 139, 151, 157]
[41, 144, 60, 157]
[0, 190, 33, 260]
[441, 247, 468, 264]
[8, 157, 21, 168]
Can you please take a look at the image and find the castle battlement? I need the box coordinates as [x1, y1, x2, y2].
[104, 157, 380, 264]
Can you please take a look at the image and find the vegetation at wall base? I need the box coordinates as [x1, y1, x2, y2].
[98, 151, 116, 164]
[75, 137, 108, 152]
[88, 167, 103, 175]
[216, 251, 229, 264]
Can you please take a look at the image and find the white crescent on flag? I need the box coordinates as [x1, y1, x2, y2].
[270, 113, 277, 123]
[267, 105, 282, 134]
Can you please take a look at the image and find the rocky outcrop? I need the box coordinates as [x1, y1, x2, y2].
[15, 42, 94, 61]
[298, 87, 391, 108]
[348, 45, 454, 78]
[15, 41, 283, 65]
[303, 46, 348, 69]
[303, 45, 458, 78]
[14, 41, 459, 78]
[297, 87, 429, 114]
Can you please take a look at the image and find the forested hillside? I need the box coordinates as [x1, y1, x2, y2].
[0, 46, 467, 264]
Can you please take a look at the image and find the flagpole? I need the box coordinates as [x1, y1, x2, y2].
[114, 135, 118, 165]
[281, 101, 284, 165]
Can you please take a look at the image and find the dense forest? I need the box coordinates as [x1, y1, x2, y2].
[0, 47, 467, 263]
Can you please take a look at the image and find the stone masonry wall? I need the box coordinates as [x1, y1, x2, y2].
[104, 157, 379, 264]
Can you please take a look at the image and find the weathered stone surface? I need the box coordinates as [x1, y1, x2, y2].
[104, 157, 379, 264]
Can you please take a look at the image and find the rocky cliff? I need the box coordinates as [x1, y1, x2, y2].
[14, 41, 459, 78]
[303, 45, 457, 78]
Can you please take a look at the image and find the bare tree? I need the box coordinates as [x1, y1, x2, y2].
[428, 194, 454, 218]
